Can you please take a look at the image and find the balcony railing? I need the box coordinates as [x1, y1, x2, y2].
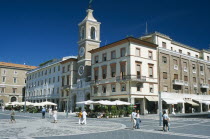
[116, 75, 146, 82]
[173, 79, 184, 85]
[200, 83, 209, 88]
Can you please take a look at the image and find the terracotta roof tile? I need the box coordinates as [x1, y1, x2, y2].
[0, 62, 37, 70]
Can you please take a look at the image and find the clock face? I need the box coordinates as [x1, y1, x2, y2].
[79, 47, 85, 57]
[78, 65, 84, 76]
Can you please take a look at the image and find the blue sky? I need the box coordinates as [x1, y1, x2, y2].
[0, 0, 210, 66]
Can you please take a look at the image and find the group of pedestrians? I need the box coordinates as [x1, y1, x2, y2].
[131, 110, 141, 129]
[78, 110, 87, 125]
[41, 107, 58, 123]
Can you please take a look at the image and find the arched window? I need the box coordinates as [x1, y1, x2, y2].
[90, 27, 96, 40]
[81, 26, 85, 40]
[11, 97, 16, 102]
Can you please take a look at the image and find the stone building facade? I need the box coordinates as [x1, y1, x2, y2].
[0, 62, 36, 106]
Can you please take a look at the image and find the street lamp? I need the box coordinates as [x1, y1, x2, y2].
[65, 87, 70, 118]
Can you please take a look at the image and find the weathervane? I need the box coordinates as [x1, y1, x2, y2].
[88, 0, 94, 9]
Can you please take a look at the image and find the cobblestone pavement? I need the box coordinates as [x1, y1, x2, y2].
[1, 111, 210, 139]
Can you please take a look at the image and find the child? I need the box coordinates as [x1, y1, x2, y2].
[78, 110, 83, 124]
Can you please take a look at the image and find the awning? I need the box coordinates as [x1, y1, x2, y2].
[145, 96, 158, 102]
[185, 100, 199, 106]
[162, 98, 177, 104]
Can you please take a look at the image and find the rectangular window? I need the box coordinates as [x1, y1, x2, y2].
[173, 59, 178, 65]
[54, 67, 56, 72]
[102, 67, 107, 79]
[196, 55, 198, 58]
[136, 83, 143, 91]
[95, 56, 99, 63]
[2, 76, 6, 83]
[162, 56, 167, 63]
[62, 66, 65, 73]
[45, 70, 47, 75]
[208, 56, 210, 61]
[200, 66, 203, 71]
[111, 84, 116, 92]
[136, 64, 141, 78]
[102, 86, 106, 93]
[120, 63, 126, 78]
[49, 68, 51, 74]
[94, 68, 98, 80]
[57, 76, 60, 82]
[121, 48, 126, 57]
[201, 78, 204, 84]
[58, 66, 60, 71]
[135, 48, 140, 57]
[163, 86, 168, 92]
[183, 62, 187, 68]
[53, 77, 55, 83]
[149, 84, 154, 93]
[184, 76, 188, 81]
[192, 64, 196, 70]
[102, 53, 107, 61]
[67, 75, 70, 85]
[94, 86, 98, 94]
[13, 77, 17, 83]
[163, 72, 167, 79]
[111, 51, 116, 59]
[193, 77, 196, 83]
[171, 47, 173, 51]
[149, 65, 153, 78]
[179, 49, 182, 53]
[148, 51, 153, 59]
[49, 78, 51, 84]
[62, 76, 65, 86]
[174, 74, 178, 80]
[13, 88, 17, 93]
[57, 87, 59, 94]
[121, 84, 126, 91]
[68, 65, 70, 71]
[0, 87, 5, 93]
[162, 42, 166, 48]
[110, 64, 116, 77]
[188, 52, 191, 56]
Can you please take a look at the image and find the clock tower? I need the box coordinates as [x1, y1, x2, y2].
[77, 8, 101, 81]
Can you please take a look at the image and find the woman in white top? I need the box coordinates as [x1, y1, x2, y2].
[53, 109, 58, 123]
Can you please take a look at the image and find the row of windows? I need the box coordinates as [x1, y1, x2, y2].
[27, 87, 60, 97]
[93, 83, 154, 93]
[162, 41, 210, 61]
[162, 56, 209, 73]
[1, 77, 24, 84]
[28, 65, 62, 80]
[0, 87, 17, 93]
[163, 86, 209, 94]
[1, 70, 18, 75]
[94, 63, 154, 80]
[94, 48, 126, 64]
[27, 76, 60, 88]
[162, 72, 209, 83]
[135, 48, 153, 59]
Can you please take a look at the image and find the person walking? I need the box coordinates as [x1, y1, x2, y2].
[53, 108, 58, 123]
[131, 109, 137, 129]
[42, 107, 46, 119]
[10, 108, 16, 123]
[2, 105, 5, 112]
[81, 109, 87, 125]
[162, 110, 169, 132]
[49, 107, 52, 118]
[78, 110, 83, 124]
[135, 110, 141, 129]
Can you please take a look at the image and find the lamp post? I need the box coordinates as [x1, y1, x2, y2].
[65, 87, 70, 118]
[24, 88, 27, 113]
[158, 91, 162, 126]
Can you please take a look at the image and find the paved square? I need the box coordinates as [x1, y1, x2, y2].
[0, 111, 210, 139]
